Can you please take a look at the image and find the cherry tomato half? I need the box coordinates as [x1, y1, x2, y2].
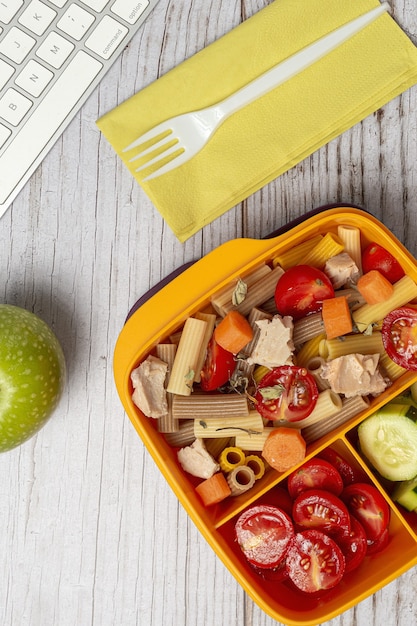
[200, 336, 236, 391]
[341, 482, 390, 541]
[274, 265, 335, 320]
[381, 307, 417, 371]
[332, 515, 367, 574]
[292, 489, 351, 534]
[287, 458, 344, 499]
[285, 529, 345, 594]
[366, 526, 390, 555]
[318, 447, 367, 486]
[362, 242, 405, 283]
[254, 366, 318, 423]
[235, 504, 294, 569]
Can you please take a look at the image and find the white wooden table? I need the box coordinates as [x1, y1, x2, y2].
[1, 1, 417, 625]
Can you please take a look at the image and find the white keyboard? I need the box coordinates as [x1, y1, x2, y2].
[0, 0, 161, 216]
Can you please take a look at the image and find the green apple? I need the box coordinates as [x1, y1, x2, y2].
[0, 305, 66, 452]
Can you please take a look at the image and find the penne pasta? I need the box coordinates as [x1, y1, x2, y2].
[320, 331, 384, 360]
[302, 232, 345, 268]
[164, 420, 195, 447]
[272, 234, 323, 270]
[302, 395, 370, 444]
[293, 313, 324, 346]
[221, 266, 285, 318]
[204, 437, 232, 459]
[155, 343, 179, 433]
[167, 317, 208, 396]
[295, 333, 325, 367]
[193, 312, 217, 383]
[276, 389, 342, 430]
[337, 224, 363, 274]
[352, 275, 417, 332]
[172, 393, 249, 420]
[379, 351, 407, 381]
[306, 356, 330, 391]
[211, 265, 271, 316]
[235, 426, 274, 451]
[194, 411, 264, 439]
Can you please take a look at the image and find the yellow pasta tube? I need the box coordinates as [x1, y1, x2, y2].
[204, 437, 232, 459]
[272, 235, 323, 270]
[293, 313, 324, 346]
[194, 411, 264, 439]
[172, 393, 249, 420]
[211, 265, 271, 316]
[167, 317, 208, 396]
[193, 312, 217, 383]
[252, 365, 271, 385]
[235, 426, 274, 451]
[218, 446, 246, 472]
[244, 455, 266, 480]
[302, 233, 345, 268]
[278, 389, 342, 430]
[155, 343, 179, 433]
[296, 333, 325, 367]
[302, 396, 370, 444]
[352, 275, 417, 332]
[379, 352, 407, 381]
[227, 465, 256, 496]
[337, 225, 363, 274]
[306, 356, 330, 391]
[321, 331, 384, 360]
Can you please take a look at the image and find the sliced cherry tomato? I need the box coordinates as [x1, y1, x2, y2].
[285, 529, 345, 593]
[254, 365, 318, 423]
[366, 526, 390, 555]
[200, 336, 235, 391]
[287, 458, 344, 499]
[362, 242, 405, 283]
[235, 505, 294, 569]
[341, 482, 390, 541]
[318, 447, 367, 486]
[273, 485, 293, 516]
[292, 489, 351, 533]
[274, 265, 335, 320]
[332, 515, 367, 573]
[381, 307, 417, 371]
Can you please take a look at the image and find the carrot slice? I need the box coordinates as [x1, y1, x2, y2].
[357, 270, 394, 305]
[262, 427, 306, 473]
[214, 310, 254, 354]
[195, 472, 231, 506]
[322, 296, 353, 340]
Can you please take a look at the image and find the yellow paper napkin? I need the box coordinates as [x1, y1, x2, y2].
[97, 0, 417, 242]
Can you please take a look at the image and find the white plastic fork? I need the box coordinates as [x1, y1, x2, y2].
[124, 2, 390, 181]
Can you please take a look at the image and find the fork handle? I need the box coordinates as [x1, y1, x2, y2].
[215, 3, 390, 120]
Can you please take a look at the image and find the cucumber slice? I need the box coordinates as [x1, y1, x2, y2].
[392, 476, 417, 511]
[358, 404, 417, 481]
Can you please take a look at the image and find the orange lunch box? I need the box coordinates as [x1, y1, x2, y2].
[113, 206, 417, 625]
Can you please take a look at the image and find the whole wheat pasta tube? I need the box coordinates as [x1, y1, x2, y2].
[296, 333, 325, 368]
[155, 343, 179, 433]
[293, 313, 324, 346]
[302, 232, 345, 268]
[221, 266, 285, 318]
[321, 331, 384, 360]
[194, 411, 264, 439]
[337, 287, 366, 310]
[172, 393, 249, 420]
[167, 317, 208, 396]
[352, 275, 417, 332]
[337, 225, 363, 274]
[302, 395, 370, 444]
[211, 265, 271, 316]
[164, 420, 195, 447]
[193, 312, 217, 383]
[227, 465, 256, 496]
[272, 235, 323, 270]
[276, 389, 342, 430]
[235, 426, 274, 451]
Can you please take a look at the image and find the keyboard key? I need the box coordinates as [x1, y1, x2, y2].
[85, 15, 128, 60]
[36, 32, 74, 69]
[0, 0, 23, 25]
[18, 0, 57, 37]
[0, 124, 11, 148]
[57, 4, 95, 41]
[15, 59, 54, 97]
[0, 88, 32, 125]
[48, 0, 67, 7]
[80, 0, 109, 11]
[0, 58, 14, 89]
[0, 51, 102, 203]
[111, 0, 149, 25]
[0, 26, 36, 64]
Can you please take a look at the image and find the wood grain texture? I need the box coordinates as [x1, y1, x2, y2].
[1, 1, 417, 625]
